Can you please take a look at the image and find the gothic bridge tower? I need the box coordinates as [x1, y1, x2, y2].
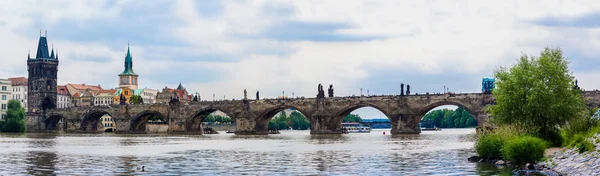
[27, 31, 59, 113]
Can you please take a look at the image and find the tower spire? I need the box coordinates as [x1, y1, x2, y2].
[28, 50, 30, 59]
[50, 43, 55, 58]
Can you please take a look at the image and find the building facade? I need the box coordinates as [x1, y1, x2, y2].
[8, 77, 27, 110]
[27, 33, 59, 113]
[140, 88, 158, 104]
[156, 83, 192, 103]
[0, 79, 12, 120]
[118, 44, 138, 90]
[56, 85, 70, 109]
[65, 83, 102, 107]
[100, 114, 116, 132]
[94, 89, 116, 106]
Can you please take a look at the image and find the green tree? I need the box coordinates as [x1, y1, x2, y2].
[344, 114, 363, 122]
[420, 108, 477, 128]
[490, 47, 585, 141]
[129, 95, 143, 104]
[2, 99, 26, 132]
[268, 110, 310, 130]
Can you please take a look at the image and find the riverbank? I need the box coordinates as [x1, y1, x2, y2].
[543, 134, 600, 175]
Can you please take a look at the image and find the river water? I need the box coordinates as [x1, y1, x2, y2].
[0, 129, 511, 175]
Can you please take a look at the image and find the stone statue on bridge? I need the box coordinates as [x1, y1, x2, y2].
[406, 84, 411, 95]
[328, 84, 334, 97]
[401, 83, 405, 96]
[256, 91, 260, 100]
[119, 93, 126, 105]
[244, 89, 247, 100]
[317, 84, 325, 98]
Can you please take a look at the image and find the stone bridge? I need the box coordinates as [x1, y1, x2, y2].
[25, 91, 600, 135]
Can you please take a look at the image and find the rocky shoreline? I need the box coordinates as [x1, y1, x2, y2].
[543, 134, 600, 176]
[467, 156, 562, 175]
[469, 133, 600, 175]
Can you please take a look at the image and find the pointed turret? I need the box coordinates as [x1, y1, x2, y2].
[177, 83, 184, 90]
[35, 36, 50, 59]
[50, 45, 55, 58]
[55, 50, 59, 60]
[119, 43, 137, 75]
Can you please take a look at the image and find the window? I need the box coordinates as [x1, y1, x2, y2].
[1, 86, 5, 91]
[1, 95, 5, 100]
[1, 114, 5, 120]
[1, 104, 6, 109]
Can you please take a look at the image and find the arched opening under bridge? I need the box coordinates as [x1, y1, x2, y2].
[417, 104, 478, 130]
[45, 114, 67, 131]
[187, 109, 234, 134]
[257, 106, 311, 134]
[80, 111, 113, 132]
[130, 111, 167, 133]
[333, 106, 391, 134]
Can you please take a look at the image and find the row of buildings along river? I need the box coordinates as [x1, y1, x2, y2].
[0, 33, 202, 131]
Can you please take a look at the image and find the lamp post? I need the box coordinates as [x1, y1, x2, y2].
[292, 92, 294, 98]
[444, 85, 446, 94]
[367, 90, 369, 97]
[360, 88, 363, 96]
[213, 94, 215, 101]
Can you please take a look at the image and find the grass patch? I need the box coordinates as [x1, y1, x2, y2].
[576, 140, 595, 153]
[501, 136, 547, 164]
[475, 134, 506, 159]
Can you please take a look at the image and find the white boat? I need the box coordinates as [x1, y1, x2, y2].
[342, 123, 371, 133]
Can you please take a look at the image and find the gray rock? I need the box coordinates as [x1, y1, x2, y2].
[494, 160, 506, 165]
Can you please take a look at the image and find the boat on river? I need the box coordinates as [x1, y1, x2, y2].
[421, 126, 442, 131]
[341, 123, 371, 133]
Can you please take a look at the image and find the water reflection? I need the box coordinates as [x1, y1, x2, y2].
[0, 129, 514, 175]
[25, 134, 57, 175]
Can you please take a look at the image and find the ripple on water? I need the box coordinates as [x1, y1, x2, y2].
[0, 128, 510, 175]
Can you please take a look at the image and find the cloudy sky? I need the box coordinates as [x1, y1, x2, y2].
[1, 0, 600, 118]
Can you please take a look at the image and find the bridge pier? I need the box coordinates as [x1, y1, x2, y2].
[234, 112, 268, 135]
[310, 111, 343, 135]
[389, 114, 421, 134]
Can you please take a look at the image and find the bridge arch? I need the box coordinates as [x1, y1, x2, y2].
[130, 110, 167, 133]
[415, 100, 479, 128]
[256, 105, 311, 133]
[45, 114, 66, 131]
[333, 103, 392, 130]
[80, 110, 112, 132]
[187, 108, 234, 133]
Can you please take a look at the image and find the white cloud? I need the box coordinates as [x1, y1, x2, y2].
[2, 0, 600, 116]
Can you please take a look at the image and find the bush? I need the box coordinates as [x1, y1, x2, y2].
[1, 118, 26, 133]
[475, 134, 505, 159]
[576, 140, 595, 154]
[502, 136, 547, 164]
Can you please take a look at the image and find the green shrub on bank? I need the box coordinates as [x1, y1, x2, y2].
[577, 140, 595, 153]
[2, 118, 26, 133]
[501, 136, 547, 164]
[475, 134, 505, 159]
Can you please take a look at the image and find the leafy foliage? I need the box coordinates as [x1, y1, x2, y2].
[203, 115, 233, 123]
[2, 99, 26, 132]
[576, 140, 595, 154]
[420, 107, 477, 128]
[490, 47, 585, 142]
[501, 136, 547, 164]
[343, 114, 363, 123]
[268, 111, 311, 130]
[475, 134, 506, 159]
[129, 95, 143, 104]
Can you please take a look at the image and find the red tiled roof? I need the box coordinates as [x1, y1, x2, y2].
[72, 92, 81, 98]
[8, 77, 27, 86]
[57, 85, 69, 95]
[98, 89, 116, 95]
[67, 83, 102, 92]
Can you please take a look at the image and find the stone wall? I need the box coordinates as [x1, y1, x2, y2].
[145, 124, 169, 133]
[204, 124, 236, 131]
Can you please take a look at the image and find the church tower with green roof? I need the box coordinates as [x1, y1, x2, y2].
[118, 43, 138, 90]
